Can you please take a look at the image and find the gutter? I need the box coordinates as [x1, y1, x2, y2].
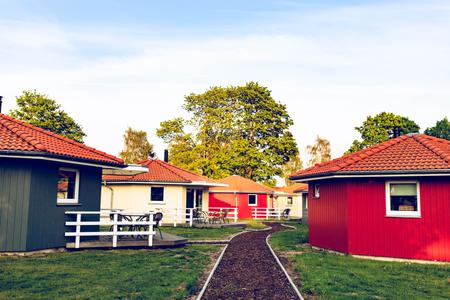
[290, 170, 450, 182]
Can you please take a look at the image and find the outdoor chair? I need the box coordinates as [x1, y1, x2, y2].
[220, 209, 229, 224]
[208, 211, 220, 224]
[282, 208, 291, 220]
[109, 213, 133, 232]
[193, 208, 208, 224]
[153, 212, 163, 239]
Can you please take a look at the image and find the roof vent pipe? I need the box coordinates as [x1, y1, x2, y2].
[0, 96, 3, 113]
[164, 149, 169, 163]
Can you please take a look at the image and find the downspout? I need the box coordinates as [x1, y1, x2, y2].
[102, 181, 114, 209]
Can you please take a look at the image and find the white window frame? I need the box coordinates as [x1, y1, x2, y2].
[314, 184, 320, 198]
[248, 194, 257, 206]
[57, 168, 80, 205]
[150, 186, 165, 204]
[385, 181, 421, 218]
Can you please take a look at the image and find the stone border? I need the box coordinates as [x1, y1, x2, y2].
[266, 229, 304, 300]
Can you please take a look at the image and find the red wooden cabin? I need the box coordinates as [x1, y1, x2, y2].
[290, 134, 450, 262]
[209, 175, 274, 219]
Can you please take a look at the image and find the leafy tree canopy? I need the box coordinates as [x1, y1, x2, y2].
[346, 112, 420, 154]
[119, 127, 156, 164]
[307, 135, 331, 167]
[9, 90, 86, 142]
[424, 117, 450, 140]
[157, 82, 299, 183]
[282, 153, 303, 186]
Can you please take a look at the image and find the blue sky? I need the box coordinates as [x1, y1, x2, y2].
[0, 0, 449, 168]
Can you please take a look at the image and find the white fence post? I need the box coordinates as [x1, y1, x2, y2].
[189, 208, 193, 227]
[112, 212, 118, 248]
[234, 208, 238, 223]
[277, 209, 281, 220]
[173, 208, 177, 227]
[148, 214, 153, 247]
[266, 208, 269, 220]
[75, 213, 81, 249]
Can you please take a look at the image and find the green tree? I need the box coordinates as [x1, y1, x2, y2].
[307, 135, 331, 167]
[119, 127, 155, 164]
[157, 82, 299, 182]
[282, 153, 303, 186]
[346, 112, 420, 154]
[9, 90, 86, 142]
[424, 117, 450, 140]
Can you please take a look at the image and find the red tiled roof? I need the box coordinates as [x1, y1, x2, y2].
[209, 175, 274, 194]
[0, 114, 123, 166]
[103, 159, 220, 185]
[273, 183, 308, 194]
[290, 134, 450, 180]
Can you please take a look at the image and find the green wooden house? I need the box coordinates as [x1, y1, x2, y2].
[0, 114, 128, 252]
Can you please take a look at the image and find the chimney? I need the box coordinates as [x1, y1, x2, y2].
[163, 149, 169, 163]
[0, 96, 3, 114]
[392, 126, 401, 138]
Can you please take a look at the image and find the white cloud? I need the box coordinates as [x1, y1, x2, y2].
[0, 1, 449, 162]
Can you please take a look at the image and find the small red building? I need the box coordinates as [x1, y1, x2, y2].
[209, 175, 274, 219]
[290, 134, 450, 262]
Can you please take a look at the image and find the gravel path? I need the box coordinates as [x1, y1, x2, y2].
[202, 223, 299, 299]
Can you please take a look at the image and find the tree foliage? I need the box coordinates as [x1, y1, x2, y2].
[9, 90, 86, 142]
[119, 127, 155, 164]
[346, 112, 420, 154]
[282, 153, 303, 186]
[157, 82, 298, 182]
[424, 117, 450, 140]
[307, 135, 331, 167]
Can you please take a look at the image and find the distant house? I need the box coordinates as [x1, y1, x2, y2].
[101, 159, 224, 222]
[290, 134, 450, 262]
[0, 114, 127, 252]
[208, 175, 275, 219]
[273, 183, 308, 219]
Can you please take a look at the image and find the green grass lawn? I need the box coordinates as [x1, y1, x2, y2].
[240, 219, 269, 229]
[270, 223, 450, 299]
[161, 226, 243, 240]
[0, 245, 220, 300]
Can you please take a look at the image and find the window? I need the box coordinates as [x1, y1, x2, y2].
[57, 168, 79, 204]
[303, 193, 308, 209]
[287, 196, 293, 205]
[314, 184, 320, 198]
[150, 187, 165, 202]
[195, 189, 203, 209]
[386, 181, 420, 217]
[248, 194, 257, 206]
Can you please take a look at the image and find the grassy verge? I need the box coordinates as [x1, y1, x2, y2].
[270, 223, 450, 299]
[0, 245, 220, 299]
[241, 219, 269, 229]
[161, 226, 243, 240]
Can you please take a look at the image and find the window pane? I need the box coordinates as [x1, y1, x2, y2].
[57, 170, 77, 199]
[195, 189, 203, 208]
[151, 187, 164, 201]
[287, 197, 293, 205]
[248, 195, 256, 205]
[390, 183, 417, 196]
[390, 195, 418, 211]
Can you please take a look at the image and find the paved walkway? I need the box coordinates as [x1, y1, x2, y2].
[202, 223, 299, 299]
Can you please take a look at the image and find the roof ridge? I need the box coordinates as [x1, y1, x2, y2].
[413, 134, 450, 164]
[154, 160, 191, 182]
[0, 116, 47, 151]
[291, 135, 410, 177]
[0, 114, 122, 163]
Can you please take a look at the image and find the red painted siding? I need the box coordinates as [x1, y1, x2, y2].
[347, 178, 450, 262]
[308, 180, 348, 253]
[208, 192, 269, 219]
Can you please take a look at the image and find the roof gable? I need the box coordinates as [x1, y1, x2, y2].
[0, 114, 123, 166]
[291, 134, 450, 180]
[210, 175, 274, 193]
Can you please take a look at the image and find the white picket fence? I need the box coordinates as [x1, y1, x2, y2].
[65, 211, 156, 249]
[161, 208, 194, 227]
[252, 207, 285, 220]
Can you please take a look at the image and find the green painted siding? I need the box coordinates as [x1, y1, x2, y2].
[0, 159, 32, 251]
[1, 158, 102, 252]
